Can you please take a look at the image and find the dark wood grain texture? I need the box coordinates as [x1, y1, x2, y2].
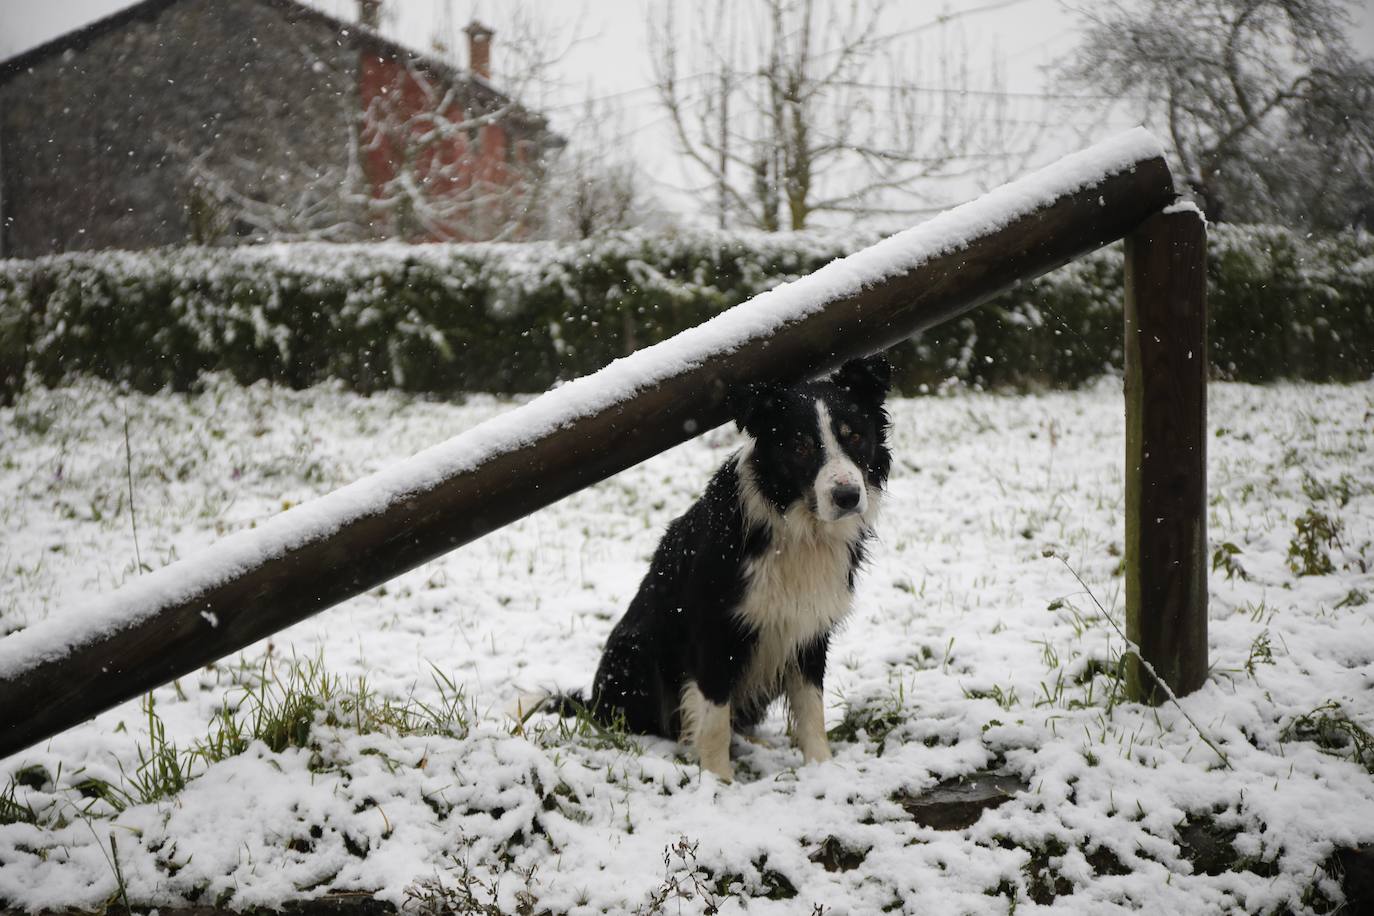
[0, 150, 1176, 758]
[1123, 207, 1209, 704]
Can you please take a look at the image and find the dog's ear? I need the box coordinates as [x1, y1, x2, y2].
[832, 354, 892, 403]
[728, 381, 784, 435]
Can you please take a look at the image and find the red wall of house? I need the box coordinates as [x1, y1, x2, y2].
[358, 51, 515, 241]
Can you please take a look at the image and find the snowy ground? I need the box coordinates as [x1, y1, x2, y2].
[1, 376, 1372, 914]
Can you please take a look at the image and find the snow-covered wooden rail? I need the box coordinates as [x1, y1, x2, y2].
[0, 129, 1205, 757]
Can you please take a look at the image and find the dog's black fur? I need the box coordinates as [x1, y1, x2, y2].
[553, 355, 892, 776]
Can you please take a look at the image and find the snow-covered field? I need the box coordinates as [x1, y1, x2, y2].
[1, 376, 1371, 914]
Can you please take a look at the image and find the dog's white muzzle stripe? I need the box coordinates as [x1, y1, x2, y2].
[813, 400, 867, 522]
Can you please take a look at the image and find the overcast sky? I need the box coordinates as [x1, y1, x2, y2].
[2, 0, 1370, 225]
[0, 0, 1086, 91]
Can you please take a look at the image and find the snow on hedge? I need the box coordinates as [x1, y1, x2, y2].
[2, 179, 1371, 399]
[0, 129, 1166, 685]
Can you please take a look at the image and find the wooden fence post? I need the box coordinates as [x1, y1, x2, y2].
[1123, 205, 1209, 704]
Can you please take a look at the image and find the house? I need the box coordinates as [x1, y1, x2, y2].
[0, 0, 563, 257]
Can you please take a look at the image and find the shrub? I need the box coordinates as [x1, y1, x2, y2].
[1, 225, 1370, 399]
[1288, 508, 1343, 576]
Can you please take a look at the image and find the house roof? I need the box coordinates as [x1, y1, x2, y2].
[0, 0, 556, 141]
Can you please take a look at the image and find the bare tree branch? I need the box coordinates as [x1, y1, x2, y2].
[178, 2, 578, 243]
[649, 0, 1042, 230]
[1059, 0, 1373, 228]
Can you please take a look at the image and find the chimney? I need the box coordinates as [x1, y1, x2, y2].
[358, 0, 381, 31]
[464, 20, 494, 79]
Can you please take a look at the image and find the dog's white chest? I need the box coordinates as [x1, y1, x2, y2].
[733, 511, 858, 700]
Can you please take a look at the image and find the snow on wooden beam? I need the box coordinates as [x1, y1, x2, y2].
[0, 129, 1176, 758]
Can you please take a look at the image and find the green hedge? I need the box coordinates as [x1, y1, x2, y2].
[1, 225, 1370, 400]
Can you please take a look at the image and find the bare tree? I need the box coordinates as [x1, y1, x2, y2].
[544, 100, 654, 240]
[180, 133, 372, 243]
[356, 55, 559, 242]
[182, 4, 571, 244]
[649, 0, 1040, 230]
[355, 4, 587, 242]
[562, 152, 641, 240]
[1059, 0, 1374, 228]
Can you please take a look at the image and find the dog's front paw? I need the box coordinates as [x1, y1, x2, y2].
[801, 740, 832, 765]
[699, 739, 735, 782]
[701, 756, 735, 783]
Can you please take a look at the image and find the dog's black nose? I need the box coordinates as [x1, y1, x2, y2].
[832, 484, 861, 512]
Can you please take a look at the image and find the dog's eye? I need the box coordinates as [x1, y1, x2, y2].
[838, 423, 852, 438]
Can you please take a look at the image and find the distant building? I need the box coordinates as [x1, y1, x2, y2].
[0, 0, 563, 257]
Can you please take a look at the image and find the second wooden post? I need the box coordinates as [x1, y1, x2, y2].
[1124, 205, 1209, 704]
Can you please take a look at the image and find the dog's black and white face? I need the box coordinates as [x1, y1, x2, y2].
[732, 355, 892, 524]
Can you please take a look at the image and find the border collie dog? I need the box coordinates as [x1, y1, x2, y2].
[558, 355, 892, 781]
